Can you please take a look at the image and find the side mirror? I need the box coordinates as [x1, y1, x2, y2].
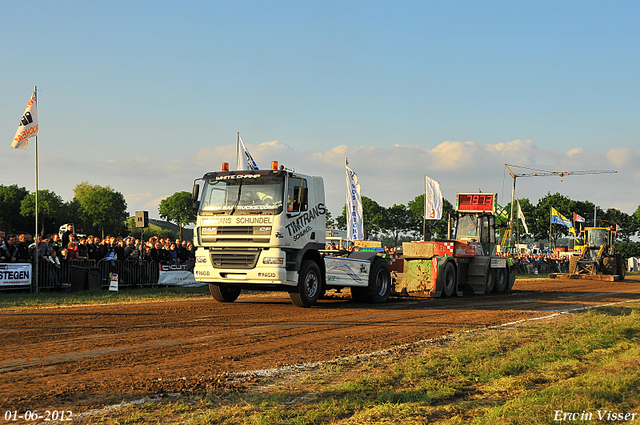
[192, 184, 200, 202]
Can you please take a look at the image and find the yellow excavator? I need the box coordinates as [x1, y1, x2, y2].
[570, 227, 625, 279]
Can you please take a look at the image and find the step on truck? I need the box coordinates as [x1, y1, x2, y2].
[191, 161, 391, 307]
[395, 193, 515, 297]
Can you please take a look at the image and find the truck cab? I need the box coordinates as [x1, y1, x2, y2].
[192, 162, 391, 307]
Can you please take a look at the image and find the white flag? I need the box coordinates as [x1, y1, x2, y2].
[12, 92, 38, 149]
[424, 176, 443, 220]
[237, 136, 258, 170]
[517, 199, 529, 234]
[346, 158, 363, 241]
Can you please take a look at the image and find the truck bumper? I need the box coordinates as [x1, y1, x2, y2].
[194, 247, 297, 287]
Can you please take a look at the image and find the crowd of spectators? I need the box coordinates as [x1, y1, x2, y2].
[497, 251, 571, 274]
[0, 227, 196, 268]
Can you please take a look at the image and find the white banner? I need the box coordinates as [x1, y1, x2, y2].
[424, 176, 443, 220]
[517, 199, 529, 234]
[237, 136, 259, 170]
[158, 270, 203, 287]
[346, 158, 364, 241]
[0, 263, 31, 286]
[12, 92, 38, 149]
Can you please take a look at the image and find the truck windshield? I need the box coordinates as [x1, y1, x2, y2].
[200, 176, 284, 214]
[455, 215, 479, 241]
[587, 229, 608, 249]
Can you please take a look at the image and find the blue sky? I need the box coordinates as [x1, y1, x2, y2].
[2, 1, 639, 220]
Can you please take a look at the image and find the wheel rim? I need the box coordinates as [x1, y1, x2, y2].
[305, 271, 319, 298]
[375, 269, 389, 296]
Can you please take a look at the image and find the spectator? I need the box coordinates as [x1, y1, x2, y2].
[16, 234, 31, 262]
[124, 237, 137, 258]
[30, 236, 51, 261]
[65, 242, 78, 260]
[61, 224, 73, 249]
[76, 237, 88, 260]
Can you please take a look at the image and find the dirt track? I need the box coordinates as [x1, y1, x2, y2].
[2, 276, 640, 417]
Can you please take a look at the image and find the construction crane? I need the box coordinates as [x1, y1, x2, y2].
[504, 163, 618, 248]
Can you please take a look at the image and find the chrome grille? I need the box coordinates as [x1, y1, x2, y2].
[210, 248, 261, 269]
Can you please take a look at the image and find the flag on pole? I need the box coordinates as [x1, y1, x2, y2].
[574, 213, 585, 223]
[551, 207, 573, 228]
[11, 91, 38, 149]
[616, 224, 622, 233]
[517, 199, 529, 234]
[346, 158, 363, 241]
[237, 136, 258, 170]
[424, 176, 443, 220]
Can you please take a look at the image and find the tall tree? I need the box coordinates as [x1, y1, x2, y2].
[407, 194, 454, 239]
[20, 190, 64, 235]
[383, 204, 414, 248]
[82, 187, 129, 238]
[534, 192, 575, 248]
[337, 196, 386, 240]
[158, 191, 197, 239]
[0, 184, 30, 233]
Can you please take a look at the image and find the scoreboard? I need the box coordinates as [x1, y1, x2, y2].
[455, 193, 497, 213]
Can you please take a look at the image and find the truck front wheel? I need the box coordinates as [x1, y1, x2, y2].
[290, 260, 322, 307]
[210, 284, 241, 302]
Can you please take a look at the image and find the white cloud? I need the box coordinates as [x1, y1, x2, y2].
[3, 140, 639, 220]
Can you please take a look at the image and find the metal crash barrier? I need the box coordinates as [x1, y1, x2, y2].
[2, 259, 167, 291]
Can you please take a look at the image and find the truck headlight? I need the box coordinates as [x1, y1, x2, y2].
[196, 256, 208, 263]
[263, 257, 284, 265]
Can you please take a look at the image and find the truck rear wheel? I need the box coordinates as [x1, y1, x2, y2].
[442, 262, 456, 297]
[493, 268, 507, 293]
[290, 260, 322, 307]
[210, 284, 241, 302]
[351, 258, 391, 303]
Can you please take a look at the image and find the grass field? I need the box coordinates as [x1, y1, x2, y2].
[77, 301, 640, 424]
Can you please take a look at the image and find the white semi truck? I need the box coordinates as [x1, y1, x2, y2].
[191, 162, 391, 307]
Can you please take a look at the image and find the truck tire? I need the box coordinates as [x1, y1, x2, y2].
[368, 257, 392, 302]
[616, 254, 626, 280]
[493, 267, 507, 293]
[351, 258, 391, 303]
[442, 262, 456, 297]
[484, 267, 495, 294]
[210, 284, 241, 302]
[290, 260, 322, 307]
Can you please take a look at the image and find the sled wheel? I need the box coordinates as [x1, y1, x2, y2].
[442, 262, 456, 297]
[493, 267, 507, 293]
[484, 267, 495, 294]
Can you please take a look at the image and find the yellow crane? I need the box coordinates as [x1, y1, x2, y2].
[504, 164, 618, 248]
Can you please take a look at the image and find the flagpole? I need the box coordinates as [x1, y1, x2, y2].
[236, 132, 240, 170]
[33, 86, 39, 294]
[422, 176, 426, 241]
[549, 207, 553, 254]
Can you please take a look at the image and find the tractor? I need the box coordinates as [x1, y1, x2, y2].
[570, 227, 625, 279]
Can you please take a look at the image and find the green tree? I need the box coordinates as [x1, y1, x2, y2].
[407, 194, 454, 239]
[533, 192, 576, 248]
[158, 191, 197, 239]
[382, 204, 414, 248]
[602, 208, 634, 242]
[0, 184, 30, 233]
[20, 190, 64, 236]
[337, 196, 386, 240]
[82, 187, 129, 238]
